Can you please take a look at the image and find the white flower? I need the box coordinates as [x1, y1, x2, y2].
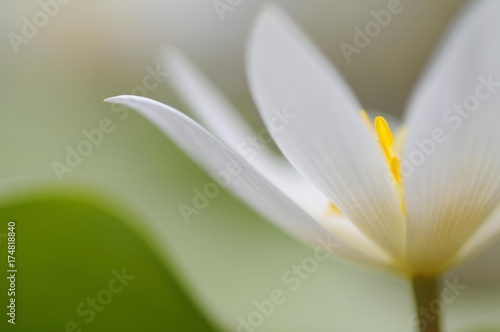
[106, 0, 500, 278]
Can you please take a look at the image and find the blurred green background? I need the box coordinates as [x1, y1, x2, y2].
[1, 0, 500, 331]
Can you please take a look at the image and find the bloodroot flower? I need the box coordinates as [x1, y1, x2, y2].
[106, 1, 500, 330]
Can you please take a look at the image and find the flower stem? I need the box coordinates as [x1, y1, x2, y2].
[411, 276, 441, 332]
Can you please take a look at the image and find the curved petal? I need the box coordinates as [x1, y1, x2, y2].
[247, 6, 406, 259]
[163, 48, 275, 164]
[105, 96, 390, 267]
[163, 48, 390, 262]
[403, 0, 500, 273]
[455, 204, 500, 266]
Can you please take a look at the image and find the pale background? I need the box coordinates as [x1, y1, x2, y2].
[2, 1, 499, 331]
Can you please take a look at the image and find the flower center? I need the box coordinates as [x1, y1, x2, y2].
[329, 112, 406, 215]
[368, 111, 405, 215]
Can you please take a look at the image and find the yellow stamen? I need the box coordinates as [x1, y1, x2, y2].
[374, 117, 394, 162]
[328, 202, 341, 215]
[356, 112, 406, 216]
[390, 157, 402, 184]
[374, 116, 402, 185]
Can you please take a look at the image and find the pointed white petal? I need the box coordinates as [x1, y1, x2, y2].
[105, 96, 390, 266]
[403, 0, 500, 272]
[164, 48, 264, 158]
[247, 6, 405, 259]
[164, 49, 391, 262]
[163, 48, 284, 176]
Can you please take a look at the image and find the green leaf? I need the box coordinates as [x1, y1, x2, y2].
[0, 193, 218, 332]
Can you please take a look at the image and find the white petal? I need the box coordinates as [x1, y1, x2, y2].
[105, 95, 389, 266]
[164, 48, 311, 216]
[403, 0, 500, 272]
[163, 48, 266, 159]
[247, 6, 406, 259]
[163, 48, 283, 176]
[454, 204, 500, 266]
[163, 49, 391, 263]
